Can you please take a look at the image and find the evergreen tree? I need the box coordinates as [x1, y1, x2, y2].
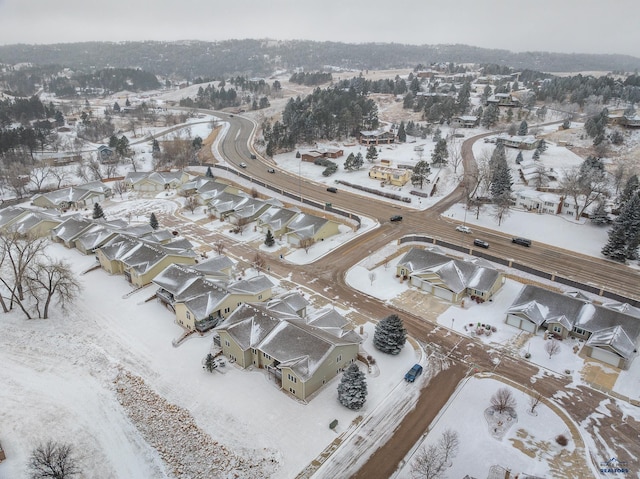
[365, 145, 378, 163]
[537, 138, 548, 152]
[204, 353, 217, 373]
[431, 138, 449, 166]
[532, 148, 541, 160]
[515, 151, 524, 164]
[373, 314, 407, 355]
[490, 143, 513, 199]
[344, 152, 356, 170]
[432, 128, 441, 143]
[602, 192, 640, 261]
[108, 134, 119, 148]
[397, 121, 407, 142]
[590, 201, 609, 225]
[620, 174, 639, 205]
[206, 166, 214, 178]
[353, 152, 364, 170]
[149, 212, 159, 230]
[92, 202, 105, 220]
[602, 222, 629, 262]
[125, 98, 131, 107]
[481, 104, 499, 128]
[264, 229, 275, 247]
[113, 101, 121, 112]
[517, 120, 528, 136]
[337, 363, 367, 410]
[152, 138, 160, 154]
[411, 160, 431, 189]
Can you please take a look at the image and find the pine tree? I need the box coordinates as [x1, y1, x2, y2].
[397, 121, 407, 142]
[537, 138, 547, 152]
[204, 353, 217, 373]
[337, 363, 367, 410]
[590, 201, 608, 225]
[149, 212, 159, 230]
[411, 160, 431, 189]
[206, 166, 214, 178]
[517, 120, 528, 136]
[532, 148, 541, 160]
[620, 174, 639, 205]
[264, 229, 275, 247]
[602, 222, 628, 262]
[113, 101, 121, 112]
[602, 192, 640, 261]
[344, 152, 356, 170]
[373, 314, 407, 355]
[490, 143, 513, 199]
[431, 138, 449, 166]
[365, 145, 378, 163]
[92, 202, 105, 220]
[481, 104, 499, 128]
[353, 152, 364, 170]
[515, 151, 524, 164]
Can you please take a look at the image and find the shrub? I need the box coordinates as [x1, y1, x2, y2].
[556, 434, 568, 446]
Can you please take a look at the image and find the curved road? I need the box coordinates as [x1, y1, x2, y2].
[193, 109, 639, 476]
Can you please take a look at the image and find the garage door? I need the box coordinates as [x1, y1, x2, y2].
[590, 347, 621, 368]
[433, 286, 454, 301]
[506, 315, 536, 333]
[411, 277, 422, 288]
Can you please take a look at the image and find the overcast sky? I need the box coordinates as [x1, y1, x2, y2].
[0, 0, 638, 58]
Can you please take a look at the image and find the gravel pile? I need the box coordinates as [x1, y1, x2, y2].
[115, 370, 280, 479]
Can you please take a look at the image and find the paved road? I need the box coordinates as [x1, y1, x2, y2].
[182, 110, 640, 475]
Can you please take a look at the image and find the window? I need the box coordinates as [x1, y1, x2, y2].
[225, 339, 230, 347]
[258, 294, 263, 300]
[573, 327, 585, 335]
[186, 311, 191, 320]
[336, 354, 342, 363]
[263, 352, 271, 360]
[552, 325, 562, 333]
[287, 373, 297, 383]
[251, 348, 257, 354]
[289, 387, 296, 395]
[224, 307, 230, 314]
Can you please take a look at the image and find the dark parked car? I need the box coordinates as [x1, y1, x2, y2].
[512, 237, 532, 247]
[404, 364, 423, 382]
[390, 215, 403, 222]
[326, 187, 338, 193]
[250, 154, 257, 159]
[473, 239, 489, 249]
[267, 168, 275, 173]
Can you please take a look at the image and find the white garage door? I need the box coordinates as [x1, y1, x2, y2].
[433, 286, 454, 301]
[506, 315, 521, 329]
[521, 320, 536, 333]
[590, 347, 621, 367]
[411, 277, 422, 288]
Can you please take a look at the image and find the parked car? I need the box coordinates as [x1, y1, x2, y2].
[267, 168, 275, 173]
[512, 237, 532, 247]
[239, 162, 247, 168]
[404, 364, 423, 382]
[473, 239, 489, 249]
[250, 154, 257, 159]
[326, 187, 338, 193]
[456, 225, 472, 234]
[390, 215, 403, 222]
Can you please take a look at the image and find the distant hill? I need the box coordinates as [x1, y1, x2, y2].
[1, 40, 639, 78]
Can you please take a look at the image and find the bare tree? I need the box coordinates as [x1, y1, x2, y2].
[252, 252, 266, 272]
[29, 440, 81, 479]
[532, 163, 550, 188]
[183, 195, 199, 214]
[560, 165, 609, 220]
[545, 339, 561, 358]
[411, 444, 445, 479]
[529, 390, 543, 414]
[491, 193, 512, 226]
[213, 240, 225, 256]
[86, 159, 104, 181]
[490, 387, 516, 413]
[438, 429, 459, 467]
[50, 168, 72, 189]
[447, 136, 464, 175]
[29, 166, 53, 193]
[25, 258, 82, 319]
[111, 180, 127, 199]
[368, 271, 377, 285]
[299, 237, 315, 253]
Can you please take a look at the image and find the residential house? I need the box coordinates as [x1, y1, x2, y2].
[124, 171, 190, 192]
[505, 284, 640, 369]
[227, 198, 272, 225]
[396, 247, 504, 303]
[216, 302, 361, 401]
[450, 116, 479, 128]
[368, 164, 411, 186]
[514, 190, 562, 215]
[207, 191, 250, 220]
[486, 93, 521, 107]
[359, 130, 396, 145]
[4, 210, 62, 238]
[96, 235, 196, 286]
[621, 114, 640, 128]
[31, 182, 112, 210]
[256, 207, 299, 237]
[300, 147, 344, 162]
[284, 212, 341, 247]
[495, 134, 539, 150]
[97, 145, 115, 163]
[50, 216, 96, 248]
[264, 291, 310, 318]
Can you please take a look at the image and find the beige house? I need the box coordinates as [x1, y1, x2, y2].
[505, 284, 640, 369]
[96, 235, 196, 286]
[368, 164, 411, 186]
[284, 213, 341, 247]
[256, 207, 299, 237]
[50, 216, 96, 247]
[216, 302, 361, 401]
[31, 181, 112, 210]
[359, 130, 396, 145]
[396, 247, 504, 303]
[495, 134, 539, 150]
[0, 207, 62, 237]
[124, 171, 190, 192]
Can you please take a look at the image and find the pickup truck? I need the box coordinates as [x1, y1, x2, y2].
[404, 364, 423, 382]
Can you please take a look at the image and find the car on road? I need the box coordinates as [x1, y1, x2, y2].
[512, 237, 532, 247]
[473, 239, 489, 249]
[390, 215, 403, 222]
[239, 162, 247, 168]
[250, 154, 257, 159]
[404, 364, 423, 382]
[456, 225, 472, 234]
[326, 187, 338, 193]
[267, 168, 275, 173]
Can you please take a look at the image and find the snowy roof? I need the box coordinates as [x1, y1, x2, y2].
[219, 303, 361, 381]
[285, 213, 331, 240]
[257, 207, 298, 230]
[397, 247, 501, 294]
[585, 326, 637, 359]
[183, 288, 229, 319]
[190, 255, 234, 277]
[226, 275, 274, 295]
[51, 216, 94, 242]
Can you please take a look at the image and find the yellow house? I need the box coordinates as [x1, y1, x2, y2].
[368, 165, 411, 186]
[284, 213, 341, 247]
[217, 303, 361, 401]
